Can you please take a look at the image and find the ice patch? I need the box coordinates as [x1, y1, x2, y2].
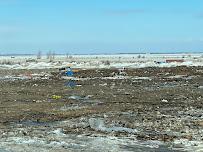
[63, 76, 152, 81]
[50, 128, 65, 136]
[0, 75, 30, 81]
[89, 118, 137, 133]
[60, 104, 87, 111]
[173, 139, 203, 152]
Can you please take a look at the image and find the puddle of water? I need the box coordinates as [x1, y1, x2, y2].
[68, 95, 92, 100]
[0, 134, 180, 152]
[165, 75, 198, 80]
[64, 80, 77, 88]
[60, 104, 87, 111]
[0, 76, 29, 81]
[60, 100, 102, 111]
[145, 82, 179, 91]
[1, 119, 194, 152]
[0, 148, 11, 152]
[17, 120, 54, 127]
[0, 73, 50, 81]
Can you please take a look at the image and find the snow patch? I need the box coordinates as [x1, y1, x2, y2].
[89, 118, 138, 133]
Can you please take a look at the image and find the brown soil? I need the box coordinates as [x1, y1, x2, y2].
[0, 66, 203, 142]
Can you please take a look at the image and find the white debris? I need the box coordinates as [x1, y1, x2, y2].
[60, 105, 86, 111]
[162, 99, 168, 103]
[198, 86, 203, 89]
[132, 77, 152, 80]
[89, 118, 137, 133]
[166, 75, 187, 79]
[68, 95, 91, 100]
[0, 134, 166, 152]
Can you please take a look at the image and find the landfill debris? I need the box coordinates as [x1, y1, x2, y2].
[166, 59, 184, 63]
[1, 65, 203, 151]
[68, 95, 92, 100]
[60, 104, 89, 111]
[198, 86, 203, 89]
[64, 81, 76, 88]
[66, 67, 74, 76]
[154, 61, 166, 64]
[162, 99, 168, 103]
[118, 68, 127, 76]
[58, 67, 75, 77]
[52, 95, 62, 99]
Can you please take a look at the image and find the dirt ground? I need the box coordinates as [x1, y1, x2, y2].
[0, 66, 203, 151]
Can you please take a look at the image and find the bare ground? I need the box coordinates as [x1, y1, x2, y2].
[0, 66, 203, 151]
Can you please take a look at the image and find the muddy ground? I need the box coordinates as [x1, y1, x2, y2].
[0, 66, 203, 151]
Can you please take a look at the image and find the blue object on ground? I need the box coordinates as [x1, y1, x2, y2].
[65, 81, 76, 88]
[65, 68, 74, 76]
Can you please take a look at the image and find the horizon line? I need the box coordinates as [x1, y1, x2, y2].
[0, 51, 203, 56]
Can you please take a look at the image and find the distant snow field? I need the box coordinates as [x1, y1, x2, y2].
[0, 53, 202, 69]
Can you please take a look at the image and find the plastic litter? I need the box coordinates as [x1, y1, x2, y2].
[66, 67, 74, 76]
[65, 81, 76, 88]
[52, 95, 62, 99]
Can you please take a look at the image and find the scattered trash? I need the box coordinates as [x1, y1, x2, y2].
[99, 83, 108, 86]
[65, 81, 76, 88]
[118, 68, 127, 76]
[162, 99, 168, 103]
[154, 61, 166, 64]
[52, 95, 62, 99]
[72, 69, 80, 73]
[0, 75, 30, 81]
[66, 67, 74, 76]
[68, 95, 92, 100]
[166, 75, 187, 79]
[198, 86, 203, 89]
[59, 67, 66, 71]
[166, 59, 184, 63]
[59, 67, 76, 77]
[60, 104, 87, 111]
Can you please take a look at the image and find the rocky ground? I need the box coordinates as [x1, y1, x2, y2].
[0, 66, 203, 152]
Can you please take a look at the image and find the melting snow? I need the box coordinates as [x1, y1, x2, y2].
[89, 118, 138, 133]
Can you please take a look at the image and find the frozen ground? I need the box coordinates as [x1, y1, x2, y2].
[0, 53, 202, 69]
[0, 134, 176, 152]
[0, 54, 203, 152]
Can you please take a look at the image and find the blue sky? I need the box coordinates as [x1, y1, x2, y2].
[0, 0, 203, 54]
